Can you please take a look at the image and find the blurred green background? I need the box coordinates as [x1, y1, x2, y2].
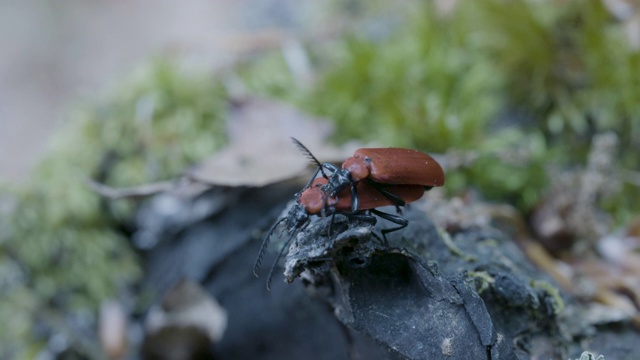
[1, 0, 638, 357]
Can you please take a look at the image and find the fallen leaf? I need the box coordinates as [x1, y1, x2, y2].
[189, 96, 359, 187]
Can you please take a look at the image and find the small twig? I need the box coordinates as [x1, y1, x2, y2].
[86, 178, 174, 200]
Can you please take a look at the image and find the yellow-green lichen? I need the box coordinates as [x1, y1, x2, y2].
[531, 279, 566, 315]
[467, 271, 496, 294]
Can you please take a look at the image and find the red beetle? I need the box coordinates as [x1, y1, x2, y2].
[292, 138, 444, 212]
[254, 177, 428, 290]
[254, 139, 446, 290]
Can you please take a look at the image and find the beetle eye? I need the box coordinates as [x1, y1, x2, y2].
[343, 157, 369, 182]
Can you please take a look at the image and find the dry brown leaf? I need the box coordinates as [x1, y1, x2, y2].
[190, 97, 360, 187]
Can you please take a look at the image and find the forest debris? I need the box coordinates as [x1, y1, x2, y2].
[419, 189, 491, 233]
[530, 132, 618, 255]
[145, 279, 228, 346]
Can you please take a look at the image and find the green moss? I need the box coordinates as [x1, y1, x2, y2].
[301, 7, 504, 151]
[462, 128, 550, 210]
[474, 0, 640, 159]
[45, 59, 229, 188]
[235, 53, 297, 101]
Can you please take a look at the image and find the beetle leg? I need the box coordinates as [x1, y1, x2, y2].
[322, 193, 339, 223]
[365, 179, 406, 207]
[319, 165, 330, 179]
[350, 183, 359, 212]
[322, 162, 340, 179]
[265, 223, 308, 291]
[341, 211, 384, 245]
[328, 212, 335, 238]
[369, 229, 387, 247]
[328, 211, 377, 238]
[341, 211, 377, 226]
[369, 208, 409, 237]
[253, 217, 287, 277]
[320, 194, 327, 219]
[303, 166, 322, 189]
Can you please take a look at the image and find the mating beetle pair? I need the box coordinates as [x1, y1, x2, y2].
[253, 138, 445, 289]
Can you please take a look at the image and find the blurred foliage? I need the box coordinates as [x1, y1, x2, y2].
[240, 0, 640, 217]
[470, 0, 640, 222]
[241, 3, 505, 152]
[471, 0, 640, 163]
[0, 59, 228, 357]
[56, 59, 229, 189]
[304, 15, 504, 151]
[2, 0, 639, 356]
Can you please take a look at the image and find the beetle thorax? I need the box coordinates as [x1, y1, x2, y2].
[298, 187, 325, 215]
[342, 156, 370, 182]
[286, 202, 310, 230]
[324, 168, 352, 196]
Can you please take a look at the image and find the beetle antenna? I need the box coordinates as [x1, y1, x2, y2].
[253, 217, 287, 277]
[266, 224, 305, 291]
[290, 137, 329, 178]
[291, 137, 322, 168]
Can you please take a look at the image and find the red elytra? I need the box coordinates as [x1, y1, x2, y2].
[342, 148, 445, 187]
[299, 177, 426, 215]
